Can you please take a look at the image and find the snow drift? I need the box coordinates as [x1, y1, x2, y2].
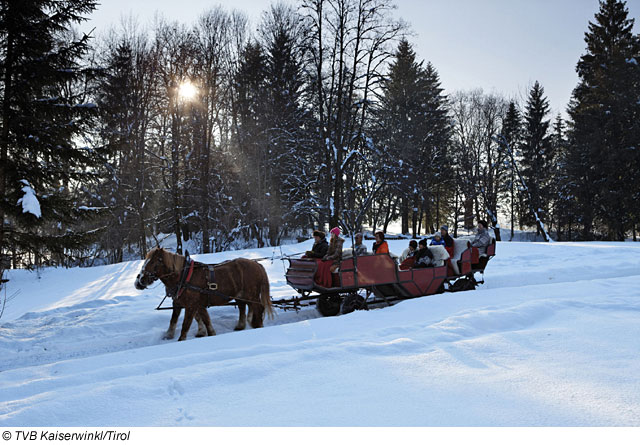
[0, 240, 639, 426]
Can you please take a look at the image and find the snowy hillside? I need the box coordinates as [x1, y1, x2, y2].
[1, 240, 639, 426]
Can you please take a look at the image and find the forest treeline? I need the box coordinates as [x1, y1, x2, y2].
[0, 0, 639, 270]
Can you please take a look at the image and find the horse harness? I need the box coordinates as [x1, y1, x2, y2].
[167, 255, 233, 306]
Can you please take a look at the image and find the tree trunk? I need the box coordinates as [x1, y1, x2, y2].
[401, 197, 409, 235]
[489, 206, 501, 242]
[0, 22, 14, 259]
[171, 111, 183, 254]
[582, 212, 593, 241]
[464, 198, 474, 230]
[382, 199, 393, 233]
[453, 179, 460, 238]
[435, 187, 440, 232]
[137, 132, 147, 258]
[411, 199, 418, 238]
[200, 129, 210, 254]
[510, 173, 515, 241]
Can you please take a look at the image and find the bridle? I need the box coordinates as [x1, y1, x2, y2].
[136, 252, 175, 288]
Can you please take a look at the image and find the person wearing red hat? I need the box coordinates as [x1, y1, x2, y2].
[323, 227, 344, 263]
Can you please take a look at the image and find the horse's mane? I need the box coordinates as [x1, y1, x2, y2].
[146, 247, 185, 274]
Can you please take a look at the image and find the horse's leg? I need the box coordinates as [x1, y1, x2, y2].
[198, 307, 216, 336]
[163, 304, 182, 340]
[195, 310, 208, 337]
[234, 301, 247, 331]
[249, 302, 265, 328]
[178, 306, 196, 341]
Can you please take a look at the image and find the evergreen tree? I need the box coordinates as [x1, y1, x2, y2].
[376, 39, 451, 237]
[0, 0, 102, 267]
[500, 101, 522, 240]
[520, 81, 552, 235]
[421, 62, 453, 234]
[549, 114, 570, 239]
[376, 39, 424, 235]
[260, 4, 315, 242]
[95, 32, 157, 261]
[96, 41, 135, 263]
[567, 0, 640, 240]
[233, 41, 270, 245]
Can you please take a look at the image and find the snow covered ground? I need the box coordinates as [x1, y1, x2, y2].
[1, 239, 639, 426]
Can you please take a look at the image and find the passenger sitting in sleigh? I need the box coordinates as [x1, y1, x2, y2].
[471, 220, 491, 255]
[430, 233, 445, 246]
[314, 227, 344, 287]
[399, 240, 418, 270]
[399, 240, 418, 262]
[304, 230, 328, 259]
[413, 239, 435, 268]
[353, 232, 368, 256]
[439, 225, 455, 257]
[372, 231, 389, 254]
[323, 227, 344, 266]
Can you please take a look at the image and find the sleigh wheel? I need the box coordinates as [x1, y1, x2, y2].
[449, 277, 476, 292]
[341, 293, 367, 315]
[316, 293, 342, 317]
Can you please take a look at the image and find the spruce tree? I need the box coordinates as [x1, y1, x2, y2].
[555, 116, 582, 241]
[422, 62, 453, 233]
[376, 39, 451, 237]
[549, 114, 570, 239]
[95, 33, 157, 261]
[96, 40, 134, 263]
[520, 81, 552, 236]
[500, 101, 522, 240]
[261, 4, 314, 242]
[376, 39, 423, 235]
[233, 41, 270, 245]
[567, 0, 640, 240]
[0, 0, 101, 266]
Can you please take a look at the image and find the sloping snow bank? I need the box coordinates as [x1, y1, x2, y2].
[1, 241, 639, 426]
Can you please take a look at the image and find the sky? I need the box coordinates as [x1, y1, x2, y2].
[83, 0, 640, 117]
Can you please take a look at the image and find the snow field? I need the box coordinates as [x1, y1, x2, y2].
[0, 240, 639, 426]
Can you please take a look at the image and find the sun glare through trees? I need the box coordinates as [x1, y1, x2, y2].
[177, 80, 198, 101]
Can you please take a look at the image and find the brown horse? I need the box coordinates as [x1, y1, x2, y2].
[135, 248, 273, 341]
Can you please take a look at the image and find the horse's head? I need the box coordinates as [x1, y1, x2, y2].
[135, 248, 166, 290]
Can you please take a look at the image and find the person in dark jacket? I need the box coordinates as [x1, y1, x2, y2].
[413, 239, 434, 268]
[314, 227, 343, 286]
[305, 230, 328, 258]
[440, 225, 454, 248]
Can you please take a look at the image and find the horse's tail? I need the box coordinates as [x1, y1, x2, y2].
[259, 263, 274, 320]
